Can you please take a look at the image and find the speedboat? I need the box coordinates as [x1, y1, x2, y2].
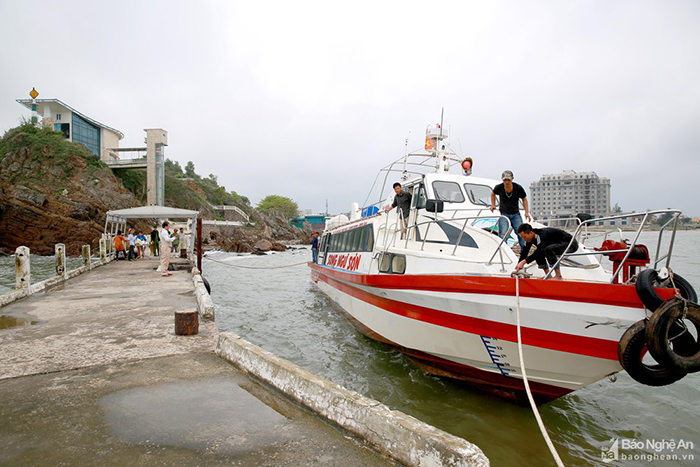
[309, 122, 699, 404]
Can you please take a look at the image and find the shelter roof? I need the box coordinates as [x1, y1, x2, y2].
[106, 206, 199, 221]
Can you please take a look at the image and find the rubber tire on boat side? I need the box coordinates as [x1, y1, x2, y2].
[646, 298, 700, 373]
[618, 320, 687, 386]
[635, 269, 698, 311]
[203, 276, 212, 295]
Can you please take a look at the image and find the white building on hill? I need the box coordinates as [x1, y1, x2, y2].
[16, 98, 123, 162]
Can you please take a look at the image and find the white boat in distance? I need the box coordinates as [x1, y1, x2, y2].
[310, 122, 699, 404]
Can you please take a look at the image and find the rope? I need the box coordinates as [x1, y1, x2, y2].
[203, 255, 309, 270]
[513, 273, 566, 467]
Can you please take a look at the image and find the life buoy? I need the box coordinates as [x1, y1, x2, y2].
[202, 276, 212, 295]
[618, 319, 687, 386]
[646, 298, 700, 373]
[635, 269, 697, 311]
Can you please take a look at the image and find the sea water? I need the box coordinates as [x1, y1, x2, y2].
[207, 229, 700, 467]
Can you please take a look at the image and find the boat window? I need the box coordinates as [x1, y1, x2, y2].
[391, 255, 406, 274]
[379, 253, 391, 273]
[358, 227, 367, 252]
[365, 226, 374, 251]
[339, 232, 348, 251]
[378, 253, 406, 274]
[350, 229, 360, 252]
[463, 183, 492, 207]
[413, 183, 427, 210]
[432, 181, 465, 203]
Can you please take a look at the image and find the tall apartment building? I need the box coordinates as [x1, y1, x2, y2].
[530, 170, 610, 221]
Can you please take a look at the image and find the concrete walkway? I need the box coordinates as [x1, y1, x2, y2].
[0, 258, 395, 466]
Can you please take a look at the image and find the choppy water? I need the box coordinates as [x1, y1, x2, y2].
[205, 230, 700, 467]
[0, 255, 85, 294]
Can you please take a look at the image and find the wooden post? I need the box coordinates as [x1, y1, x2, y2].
[100, 235, 107, 264]
[15, 246, 30, 290]
[197, 217, 202, 272]
[82, 245, 91, 269]
[175, 310, 199, 335]
[55, 244, 67, 279]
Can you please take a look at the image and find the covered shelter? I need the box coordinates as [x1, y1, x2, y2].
[104, 206, 202, 270]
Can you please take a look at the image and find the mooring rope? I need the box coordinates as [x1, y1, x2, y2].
[203, 255, 309, 270]
[513, 273, 566, 467]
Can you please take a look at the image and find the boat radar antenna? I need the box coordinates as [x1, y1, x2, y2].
[401, 132, 410, 181]
[425, 109, 450, 173]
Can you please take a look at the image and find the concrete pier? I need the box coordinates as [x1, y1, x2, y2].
[0, 256, 487, 466]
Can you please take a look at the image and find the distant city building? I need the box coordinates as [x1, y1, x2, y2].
[16, 98, 123, 162]
[530, 170, 611, 221]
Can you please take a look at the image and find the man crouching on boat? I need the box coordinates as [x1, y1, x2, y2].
[514, 224, 578, 280]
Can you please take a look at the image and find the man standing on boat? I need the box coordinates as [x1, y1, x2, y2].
[311, 232, 319, 263]
[385, 182, 412, 234]
[515, 223, 578, 280]
[490, 170, 531, 248]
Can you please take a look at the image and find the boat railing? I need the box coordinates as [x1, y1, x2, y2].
[543, 209, 682, 283]
[379, 208, 515, 272]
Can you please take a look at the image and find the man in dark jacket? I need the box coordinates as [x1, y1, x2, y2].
[514, 223, 579, 279]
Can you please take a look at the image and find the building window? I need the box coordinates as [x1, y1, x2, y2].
[56, 114, 62, 121]
[54, 123, 70, 139]
[71, 113, 101, 156]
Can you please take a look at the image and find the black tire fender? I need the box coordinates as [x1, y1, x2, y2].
[202, 276, 212, 295]
[636, 269, 698, 311]
[667, 274, 698, 304]
[646, 298, 700, 373]
[618, 319, 687, 386]
[636, 269, 663, 311]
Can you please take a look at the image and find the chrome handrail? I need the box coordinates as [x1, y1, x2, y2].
[541, 209, 681, 282]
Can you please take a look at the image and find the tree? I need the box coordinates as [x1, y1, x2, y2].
[257, 195, 299, 219]
[185, 161, 196, 178]
[654, 211, 676, 226]
[165, 159, 183, 176]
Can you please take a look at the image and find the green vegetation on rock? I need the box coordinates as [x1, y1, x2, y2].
[257, 195, 299, 220]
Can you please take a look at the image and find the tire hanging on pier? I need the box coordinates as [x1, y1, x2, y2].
[635, 269, 697, 311]
[202, 276, 211, 295]
[617, 319, 688, 386]
[645, 298, 700, 373]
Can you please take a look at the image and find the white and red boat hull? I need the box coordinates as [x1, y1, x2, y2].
[310, 263, 676, 403]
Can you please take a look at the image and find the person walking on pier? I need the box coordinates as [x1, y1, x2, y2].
[159, 221, 175, 276]
[114, 231, 127, 260]
[150, 227, 160, 257]
[127, 229, 137, 261]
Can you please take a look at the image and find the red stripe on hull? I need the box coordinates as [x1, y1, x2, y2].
[309, 262, 676, 308]
[326, 291, 571, 404]
[312, 267, 621, 360]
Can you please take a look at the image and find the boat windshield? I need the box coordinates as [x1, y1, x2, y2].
[432, 181, 465, 203]
[463, 183, 492, 207]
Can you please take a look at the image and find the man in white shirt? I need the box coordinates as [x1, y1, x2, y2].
[159, 221, 175, 276]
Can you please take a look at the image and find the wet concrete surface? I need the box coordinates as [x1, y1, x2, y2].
[0, 258, 217, 379]
[0, 258, 396, 466]
[0, 353, 395, 466]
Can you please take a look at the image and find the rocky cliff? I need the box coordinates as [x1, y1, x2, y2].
[0, 125, 140, 256]
[0, 124, 308, 256]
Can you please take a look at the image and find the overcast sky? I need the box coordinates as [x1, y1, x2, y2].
[1, 1, 699, 216]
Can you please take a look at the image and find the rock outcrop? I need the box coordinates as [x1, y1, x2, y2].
[0, 126, 140, 256]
